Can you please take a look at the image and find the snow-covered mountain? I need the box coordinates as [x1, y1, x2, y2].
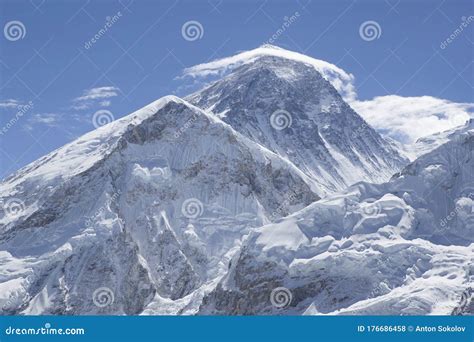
[0, 45, 470, 317]
[403, 119, 474, 160]
[186, 45, 408, 196]
[199, 123, 473, 315]
[0, 96, 319, 314]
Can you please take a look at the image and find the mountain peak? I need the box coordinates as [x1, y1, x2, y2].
[258, 43, 284, 50]
[183, 45, 356, 102]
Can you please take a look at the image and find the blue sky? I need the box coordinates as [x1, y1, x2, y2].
[0, 0, 473, 179]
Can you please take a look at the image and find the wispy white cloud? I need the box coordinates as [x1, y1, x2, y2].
[182, 46, 473, 145]
[72, 86, 120, 110]
[99, 100, 112, 107]
[182, 45, 357, 102]
[0, 99, 23, 109]
[351, 95, 473, 144]
[23, 112, 62, 131]
[75, 86, 119, 102]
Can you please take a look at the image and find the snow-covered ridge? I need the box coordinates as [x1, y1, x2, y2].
[183, 44, 356, 102]
[405, 119, 474, 160]
[0, 45, 471, 317]
[1, 96, 185, 187]
[200, 120, 474, 315]
[0, 94, 321, 314]
[1, 95, 321, 199]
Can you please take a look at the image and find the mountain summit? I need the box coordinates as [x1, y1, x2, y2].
[186, 46, 407, 196]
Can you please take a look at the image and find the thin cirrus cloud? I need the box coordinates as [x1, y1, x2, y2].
[0, 99, 23, 109]
[72, 86, 120, 110]
[23, 112, 62, 132]
[351, 95, 474, 144]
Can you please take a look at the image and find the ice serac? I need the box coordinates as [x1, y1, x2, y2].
[0, 96, 319, 315]
[198, 123, 474, 315]
[186, 45, 408, 196]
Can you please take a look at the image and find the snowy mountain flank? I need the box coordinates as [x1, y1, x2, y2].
[0, 45, 472, 316]
[200, 120, 474, 315]
[0, 96, 319, 314]
[186, 45, 407, 196]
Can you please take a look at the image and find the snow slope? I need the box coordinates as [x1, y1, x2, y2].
[403, 119, 474, 160]
[199, 122, 473, 315]
[186, 45, 407, 196]
[0, 96, 320, 314]
[0, 45, 469, 317]
[183, 44, 357, 102]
